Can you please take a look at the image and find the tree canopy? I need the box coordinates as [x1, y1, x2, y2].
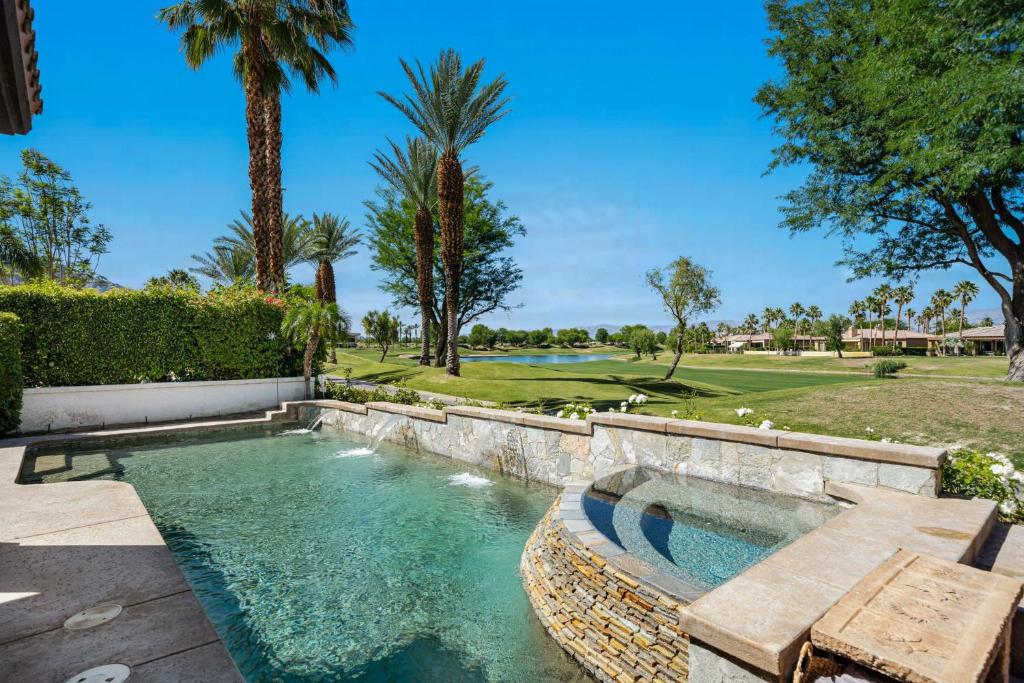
[757, 0, 1024, 379]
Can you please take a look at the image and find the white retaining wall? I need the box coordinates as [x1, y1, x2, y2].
[20, 377, 307, 433]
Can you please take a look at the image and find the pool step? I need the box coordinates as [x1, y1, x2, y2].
[973, 521, 1024, 677]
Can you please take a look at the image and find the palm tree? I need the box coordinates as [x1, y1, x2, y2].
[306, 213, 360, 362]
[931, 289, 953, 355]
[806, 305, 822, 332]
[891, 284, 914, 349]
[789, 302, 805, 341]
[917, 307, 932, 334]
[159, 1, 353, 292]
[380, 49, 510, 377]
[873, 284, 894, 348]
[369, 136, 439, 367]
[863, 295, 879, 349]
[0, 224, 41, 284]
[189, 245, 254, 285]
[282, 298, 346, 399]
[218, 210, 313, 274]
[904, 307, 916, 333]
[953, 280, 980, 347]
[743, 313, 759, 333]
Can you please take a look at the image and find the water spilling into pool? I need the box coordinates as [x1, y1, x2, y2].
[24, 429, 586, 682]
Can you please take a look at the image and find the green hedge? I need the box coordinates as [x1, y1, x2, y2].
[0, 312, 22, 433]
[0, 283, 305, 387]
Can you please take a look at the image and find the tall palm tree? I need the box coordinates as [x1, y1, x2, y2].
[380, 49, 510, 376]
[863, 295, 879, 349]
[0, 224, 41, 284]
[743, 313, 759, 333]
[159, 1, 353, 292]
[189, 245, 255, 285]
[931, 289, 953, 355]
[953, 280, 980, 346]
[904, 307, 916, 333]
[282, 298, 345, 399]
[761, 306, 775, 334]
[306, 213, 360, 362]
[789, 302, 805, 340]
[891, 284, 914, 349]
[806, 305, 822, 332]
[369, 136, 439, 367]
[873, 284, 894, 348]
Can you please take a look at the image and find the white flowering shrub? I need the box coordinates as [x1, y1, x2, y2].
[942, 449, 1024, 523]
[556, 402, 596, 420]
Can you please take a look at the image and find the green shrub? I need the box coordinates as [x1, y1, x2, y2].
[323, 381, 420, 405]
[872, 346, 903, 357]
[871, 359, 907, 378]
[0, 283, 304, 387]
[0, 313, 23, 434]
[942, 449, 1023, 522]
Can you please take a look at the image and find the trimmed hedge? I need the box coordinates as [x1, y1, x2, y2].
[0, 283, 305, 387]
[0, 312, 22, 433]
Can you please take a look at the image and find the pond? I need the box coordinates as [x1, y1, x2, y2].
[461, 353, 613, 364]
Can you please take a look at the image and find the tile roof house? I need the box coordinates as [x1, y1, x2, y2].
[959, 324, 1006, 355]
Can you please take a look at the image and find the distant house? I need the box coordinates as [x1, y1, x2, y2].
[841, 327, 942, 352]
[959, 325, 1006, 355]
[715, 333, 827, 352]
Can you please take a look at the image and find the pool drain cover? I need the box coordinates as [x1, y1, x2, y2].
[63, 663, 130, 683]
[64, 603, 123, 630]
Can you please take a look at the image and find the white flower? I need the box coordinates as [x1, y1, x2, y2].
[671, 410, 679, 417]
[569, 413, 579, 420]
[556, 410, 565, 418]
[881, 437, 892, 444]
[590, 408, 597, 413]
[628, 394, 638, 404]
[783, 425, 790, 431]
[1000, 499, 1018, 516]
[608, 407, 617, 413]
[865, 427, 875, 434]
[758, 420, 774, 430]
[991, 463, 1014, 477]
[620, 402, 628, 409]
[735, 407, 753, 417]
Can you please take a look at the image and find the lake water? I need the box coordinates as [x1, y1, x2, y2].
[461, 353, 613, 364]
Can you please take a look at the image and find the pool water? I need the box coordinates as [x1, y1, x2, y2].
[583, 467, 840, 592]
[460, 354, 612, 364]
[25, 429, 586, 682]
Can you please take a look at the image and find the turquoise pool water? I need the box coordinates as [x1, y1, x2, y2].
[27, 429, 585, 682]
[583, 467, 839, 591]
[461, 353, 612, 364]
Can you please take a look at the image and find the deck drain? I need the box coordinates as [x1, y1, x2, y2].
[64, 603, 123, 630]
[63, 663, 130, 683]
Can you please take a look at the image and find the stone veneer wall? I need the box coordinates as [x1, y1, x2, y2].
[300, 402, 944, 501]
[522, 504, 691, 682]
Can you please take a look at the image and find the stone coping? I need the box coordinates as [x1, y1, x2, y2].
[552, 473, 997, 679]
[320, 400, 946, 469]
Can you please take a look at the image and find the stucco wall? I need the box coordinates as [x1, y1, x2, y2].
[303, 402, 944, 500]
[20, 377, 307, 433]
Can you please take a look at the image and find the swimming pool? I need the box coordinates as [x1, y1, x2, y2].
[582, 467, 840, 591]
[22, 428, 587, 682]
[461, 353, 613, 364]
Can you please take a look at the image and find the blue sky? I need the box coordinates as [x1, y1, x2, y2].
[0, 2, 999, 329]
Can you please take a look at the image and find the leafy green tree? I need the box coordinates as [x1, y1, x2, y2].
[646, 257, 721, 379]
[526, 328, 552, 346]
[655, 330, 667, 345]
[282, 298, 344, 399]
[758, 0, 1024, 379]
[0, 149, 111, 286]
[362, 309, 400, 362]
[380, 50, 510, 376]
[595, 327, 609, 344]
[467, 323, 497, 349]
[145, 269, 200, 291]
[366, 178, 524, 365]
[556, 327, 589, 347]
[159, 0, 353, 291]
[629, 327, 658, 360]
[773, 324, 795, 352]
[824, 314, 848, 357]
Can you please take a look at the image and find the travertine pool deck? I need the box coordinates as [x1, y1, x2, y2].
[0, 412, 295, 681]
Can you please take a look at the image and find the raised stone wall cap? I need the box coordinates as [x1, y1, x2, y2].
[518, 413, 591, 435]
[305, 399, 367, 415]
[779, 432, 945, 468]
[665, 419, 783, 447]
[444, 405, 528, 425]
[364, 401, 446, 423]
[587, 412, 670, 433]
[811, 550, 1023, 682]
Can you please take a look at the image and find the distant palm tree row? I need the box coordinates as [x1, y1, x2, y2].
[728, 280, 985, 354]
[159, 0, 354, 293]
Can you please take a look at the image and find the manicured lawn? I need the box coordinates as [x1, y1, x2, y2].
[329, 345, 1024, 464]
[664, 351, 1009, 378]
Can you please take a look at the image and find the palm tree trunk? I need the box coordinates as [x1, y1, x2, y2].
[242, 41, 271, 292]
[264, 86, 285, 292]
[435, 308, 447, 368]
[959, 296, 967, 351]
[315, 261, 338, 363]
[893, 303, 903, 350]
[414, 206, 434, 366]
[436, 152, 464, 376]
[303, 329, 320, 400]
